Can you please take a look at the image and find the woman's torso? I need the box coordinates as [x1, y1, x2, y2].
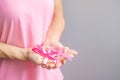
[0, 0, 54, 48]
[0, 0, 63, 80]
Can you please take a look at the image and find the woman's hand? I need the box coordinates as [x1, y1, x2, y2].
[40, 41, 78, 69]
[0, 42, 77, 70]
[38, 0, 77, 69]
[0, 42, 45, 66]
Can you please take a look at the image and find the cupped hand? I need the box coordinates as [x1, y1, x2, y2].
[39, 41, 78, 69]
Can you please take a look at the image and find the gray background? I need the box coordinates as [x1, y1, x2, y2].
[61, 0, 120, 80]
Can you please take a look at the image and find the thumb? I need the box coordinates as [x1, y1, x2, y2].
[25, 49, 44, 65]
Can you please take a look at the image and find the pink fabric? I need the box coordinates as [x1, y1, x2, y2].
[0, 0, 63, 80]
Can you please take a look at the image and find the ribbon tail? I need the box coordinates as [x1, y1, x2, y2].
[60, 53, 72, 61]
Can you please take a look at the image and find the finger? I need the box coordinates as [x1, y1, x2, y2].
[29, 53, 44, 65]
[64, 47, 70, 51]
[61, 60, 66, 65]
[26, 49, 44, 65]
[40, 57, 48, 68]
[46, 63, 51, 70]
[56, 63, 62, 68]
[46, 60, 57, 69]
[42, 58, 51, 69]
[42, 58, 48, 64]
[71, 50, 78, 55]
[46, 61, 53, 70]
[41, 58, 56, 69]
[41, 64, 46, 68]
[59, 56, 66, 65]
[49, 62, 56, 69]
[55, 62, 62, 68]
[65, 49, 78, 56]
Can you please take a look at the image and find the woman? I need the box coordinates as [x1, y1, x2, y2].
[0, 0, 77, 80]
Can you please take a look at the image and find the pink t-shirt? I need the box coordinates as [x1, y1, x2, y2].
[0, 0, 63, 80]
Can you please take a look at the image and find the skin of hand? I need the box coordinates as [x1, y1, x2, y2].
[39, 0, 78, 69]
[0, 42, 77, 70]
[39, 0, 65, 69]
[41, 41, 78, 70]
[0, 42, 44, 65]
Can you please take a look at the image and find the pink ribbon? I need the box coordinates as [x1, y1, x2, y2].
[32, 45, 72, 63]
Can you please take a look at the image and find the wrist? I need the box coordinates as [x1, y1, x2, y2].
[41, 40, 63, 48]
[44, 35, 60, 42]
[43, 37, 60, 45]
